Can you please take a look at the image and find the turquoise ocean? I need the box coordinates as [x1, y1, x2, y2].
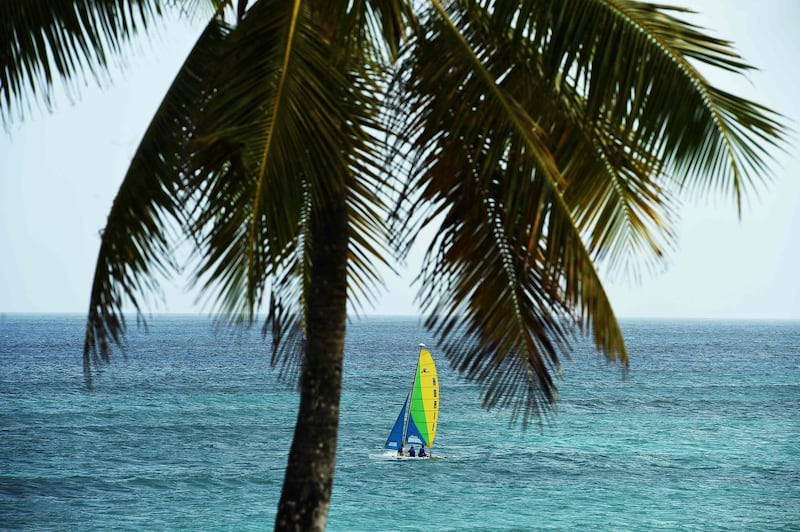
[1, 315, 798, 530]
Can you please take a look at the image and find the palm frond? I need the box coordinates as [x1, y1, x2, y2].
[392, 1, 626, 422]
[83, 18, 231, 386]
[186, 0, 310, 324]
[454, 2, 678, 281]
[392, 0, 784, 422]
[265, 186, 312, 386]
[1, 0, 165, 125]
[185, 0, 393, 374]
[506, 0, 785, 209]
[358, 0, 419, 61]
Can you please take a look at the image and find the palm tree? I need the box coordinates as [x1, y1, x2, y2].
[2, 0, 784, 529]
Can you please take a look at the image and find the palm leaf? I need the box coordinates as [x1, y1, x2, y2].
[506, 0, 785, 209]
[1, 0, 164, 124]
[392, 1, 626, 423]
[470, 4, 678, 279]
[391, 0, 784, 422]
[83, 18, 231, 385]
[185, 0, 393, 373]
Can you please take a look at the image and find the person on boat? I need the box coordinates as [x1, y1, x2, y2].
[397, 446, 404, 457]
[418, 445, 427, 458]
[408, 446, 416, 457]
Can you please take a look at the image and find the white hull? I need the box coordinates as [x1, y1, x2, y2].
[369, 451, 445, 461]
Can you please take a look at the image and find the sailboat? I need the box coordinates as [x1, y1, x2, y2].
[384, 344, 440, 458]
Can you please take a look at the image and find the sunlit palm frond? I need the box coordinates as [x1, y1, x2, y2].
[456, 2, 677, 281]
[507, 0, 785, 209]
[357, 0, 418, 61]
[392, 1, 626, 423]
[415, 165, 576, 424]
[83, 18, 231, 386]
[557, 110, 679, 281]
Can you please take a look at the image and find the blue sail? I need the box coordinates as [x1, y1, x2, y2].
[405, 412, 426, 446]
[384, 393, 409, 450]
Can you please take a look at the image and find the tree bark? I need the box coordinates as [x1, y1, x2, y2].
[274, 190, 348, 531]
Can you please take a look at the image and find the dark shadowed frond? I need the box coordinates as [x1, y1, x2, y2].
[181, 0, 233, 20]
[83, 18, 231, 386]
[344, 62, 397, 316]
[183, 0, 393, 376]
[186, 0, 322, 323]
[264, 187, 312, 386]
[1, 0, 164, 124]
[0, 0, 240, 126]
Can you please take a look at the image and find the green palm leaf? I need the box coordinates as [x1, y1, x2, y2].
[456, 1, 678, 280]
[1, 0, 164, 124]
[83, 18, 231, 385]
[391, 0, 784, 420]
[392, 1, 627, 422]
[512, 0, 784, 207]
[184, 0, 393, 371]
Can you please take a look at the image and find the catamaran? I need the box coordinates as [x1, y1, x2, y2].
[384, 344, 440, 458]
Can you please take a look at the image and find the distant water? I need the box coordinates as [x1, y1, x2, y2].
[1, 315, 798, 530]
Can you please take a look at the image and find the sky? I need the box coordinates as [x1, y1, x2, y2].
[1, 0, 798, 320]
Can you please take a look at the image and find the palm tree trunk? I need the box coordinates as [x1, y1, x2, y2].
[275, 190, 348, 531]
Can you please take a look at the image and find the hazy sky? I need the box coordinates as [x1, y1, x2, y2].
[1, 0, 798, 319]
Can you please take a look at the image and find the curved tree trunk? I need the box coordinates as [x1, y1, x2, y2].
[275, 190, 348, 531]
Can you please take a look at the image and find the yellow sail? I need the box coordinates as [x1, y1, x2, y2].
[407, 347, 439, 448]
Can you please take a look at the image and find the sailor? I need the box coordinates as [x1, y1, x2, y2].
[397, 446, 404, 457]
[418, 445, 427, 458]
[408, 446, 416, 457]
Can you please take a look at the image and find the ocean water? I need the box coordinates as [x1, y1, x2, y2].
[1, 314, 798, 531]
